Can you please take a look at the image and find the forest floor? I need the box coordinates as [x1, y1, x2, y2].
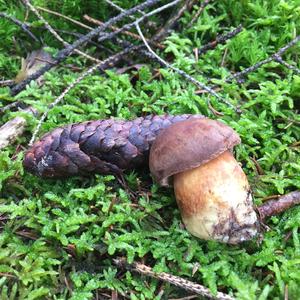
[0, 1, 299, 299]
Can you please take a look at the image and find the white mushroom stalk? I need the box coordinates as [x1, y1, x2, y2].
[174, 151, 258, 244]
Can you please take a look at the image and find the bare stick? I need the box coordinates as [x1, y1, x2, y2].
[198, 25, 243, 56]
[96, 0, 181, 44]
[227, 35, 300, 82]
[189, 0, 213, 26]
[104, 0, 163, 30]
[226, 57, 273, 82]
[169, 296, 199, 300]
[0, 107, 36, 150]
[0, 12, 39, 41]
[11, 0, 164, 96]
[135, 22, 235, 111]
[273, 54, 300, 74]
[114, 258, 235, 300]
[0, 117, 27, 149]
[0, 101, 22, 113]
[0, 80, 14, 87]
[257, 190, 300, 221]
[36, 6, 92, 30]
[22, 0, 100, 63]
[29, 44, 143, 145]
[104, 0, 146, 17]
[55, 29, 113, 53]
[83, 14, 164, 49]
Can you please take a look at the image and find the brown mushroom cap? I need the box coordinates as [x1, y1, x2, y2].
[149, 118, 241, 186]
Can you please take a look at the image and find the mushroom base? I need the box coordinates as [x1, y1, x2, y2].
[173, 151, 259, 244]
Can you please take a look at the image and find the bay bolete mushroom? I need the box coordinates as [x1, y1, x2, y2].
[149, 118, 260, 244]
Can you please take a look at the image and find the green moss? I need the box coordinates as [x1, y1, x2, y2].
[0, 0, 299, 299]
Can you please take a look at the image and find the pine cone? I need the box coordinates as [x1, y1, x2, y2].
[23, 114, 204, 178]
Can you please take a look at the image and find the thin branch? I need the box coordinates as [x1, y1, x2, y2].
[226, 35, 300, 82]
[0, 107, 36, 150]
[0, 272, 17, 279]
[0, 11, 39, 41]
[114, 258, 235, 300]
[55, 29, 114, 53]
[36, 6, 92, 30]
[104, 0, 160, 31]
[104, 0, 146, 17]
[83, 14, 164, 49]
[29, 44, 144, 145]
[169, 296, 199, 300]
[22, 0, 100, 63]
[11, 0, 164, 96]
[108, 34, 159, 62]
[277, 35, 300, 55]
[221, 47, 229, 67]
[0, 116, 27, 149]
[226, 57, 273, 82]
[257, 190, 300, 221]
[135, 22, 235, 111]
[0, 101, 22, 113]
[96, 0, 181, 44]
[0, 80, 15, 87]
[198, 25, 243, 56]
[273, 54, 300, 74]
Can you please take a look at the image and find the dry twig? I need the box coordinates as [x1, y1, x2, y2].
[0, 80, 15, 87]
[36, 6, 92, 30]
[257, 190, 300, 220]
[0, 107, 36, 149]
[103, 0, 193, 42]
[83, 14, 164, 49]
[114, 258, 235, 300]
[0, 101, 22, 114]
[198, 25, 243, 56]
[55, 29, 113, 53]
[273, 54, 300, 74]
[0, 11, 39, 41]
[96, 0, 180, 44]
[227, 35, 300, 82]
[104, 0, 146, 17]
[169, 296, 199, 300]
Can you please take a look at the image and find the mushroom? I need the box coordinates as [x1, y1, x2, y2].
[149, 118, 260, 244]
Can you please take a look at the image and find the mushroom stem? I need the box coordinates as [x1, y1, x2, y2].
[173, 151, 259, 244]
[257, 190, 300, 221]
